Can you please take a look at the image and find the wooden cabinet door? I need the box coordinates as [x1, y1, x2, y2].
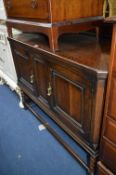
[32, 53, 50, 107]
[11, 42, 37, 94]
[50, 64, 93, 142]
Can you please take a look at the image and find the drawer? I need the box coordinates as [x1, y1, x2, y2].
[101, 140, 116, 174]
[104, 117, 116, 144]
[108, 78, 116, 121]
[4, 0, 49, 21]
[98, 162, 114, 175]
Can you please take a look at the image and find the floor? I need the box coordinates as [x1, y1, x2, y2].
[0, 85, 86, 175]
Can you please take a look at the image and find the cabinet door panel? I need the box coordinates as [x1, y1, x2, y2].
[53, 74, 83, 124]
[101, 140, 116, 173]
[51, 65, 92, 140]
[108, 77, 116, 121]
[104, 117, 116, 144]
[13, 46, 36, 93]
[33, 54, 49, 107]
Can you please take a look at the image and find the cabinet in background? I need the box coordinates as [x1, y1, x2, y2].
[4, 0, 104, 22]
[4, 0, 104, 51]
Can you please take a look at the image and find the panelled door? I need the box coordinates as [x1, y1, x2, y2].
[11, 41, 37, 94]
[49, 63, 94, 142]
[32, 52, 50, 108]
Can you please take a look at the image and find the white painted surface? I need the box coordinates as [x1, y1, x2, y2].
[0, 1, 24, 108]
[0, 24, 17, 83]
[0, 24, 24, 108]
[0, 0, 6, 20]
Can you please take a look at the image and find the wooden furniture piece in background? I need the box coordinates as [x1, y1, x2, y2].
[98, 17, 116, 175]
[0, 21, 23, 108]
[0, 1, 23, 108]
[3, 0, 104, 51]
[3, 0, 104, 22]
[6, 18, 102, 52]
[8, 32, 111, 174]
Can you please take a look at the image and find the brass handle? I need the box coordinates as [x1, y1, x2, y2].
[31, 0, 38, 9]
[47, 82, 52, 96]
[30, 74, 34, 84]
[6, 0, 12, 9]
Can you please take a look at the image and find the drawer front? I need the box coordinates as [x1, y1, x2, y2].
[4, 0, 49, 21]
[11, 42, 37, 94]
[108, 78, 116, 121]
[101, 140, 116, 174]
[98, 162, 114, 175]
[104, 117, 116, 144]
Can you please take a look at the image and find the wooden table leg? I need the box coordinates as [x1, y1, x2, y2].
[48, 27, 59, 52]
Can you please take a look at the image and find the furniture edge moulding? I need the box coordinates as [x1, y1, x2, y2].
[6, 17, 103, 52]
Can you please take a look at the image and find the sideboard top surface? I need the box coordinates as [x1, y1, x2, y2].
[10, 32, 111, 77]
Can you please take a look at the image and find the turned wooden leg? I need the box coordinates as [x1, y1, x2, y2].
[96, 26, 104, 43]
[96, 27, 100, 42]
[22, 92, 32, 109]
[48, 27, 59, 52]
[7, 26, 13, 37]
[89, 156, 97, 175]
